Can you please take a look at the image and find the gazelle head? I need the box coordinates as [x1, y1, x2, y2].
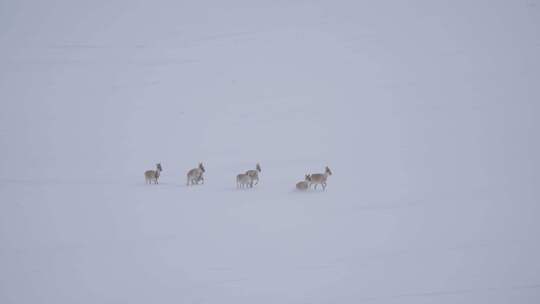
[305, 174, 311, 181]
[256, 163, 261, 172]
[325, 166, 332, 175]
[199, 162, 205, 172]
[156, 163, 162, 171]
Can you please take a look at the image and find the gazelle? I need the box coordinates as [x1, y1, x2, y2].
[144, 163, 162, 184]
[245, 163, 261, 186]
[187, 162, 205, 186]
[296, 174, 311, 191]
[236, 173, 252, 188]
[309, 166, 332, 190]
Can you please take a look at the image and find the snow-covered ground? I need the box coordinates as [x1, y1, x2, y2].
[1, 1, 539, 303]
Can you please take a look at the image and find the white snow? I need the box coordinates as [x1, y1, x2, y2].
[1, 1, 539, 303]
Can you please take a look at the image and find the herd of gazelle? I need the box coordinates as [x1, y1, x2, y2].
[145, 163, 333, 191]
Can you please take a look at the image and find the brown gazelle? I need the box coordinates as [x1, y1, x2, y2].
[309, 166, 332, 190]
[144, 163, 162, 184]
[245, 163, 262, 186]
[236, 173, 252, 188]
[296, 174, 311, 191]
[187, 162, 205, 186]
